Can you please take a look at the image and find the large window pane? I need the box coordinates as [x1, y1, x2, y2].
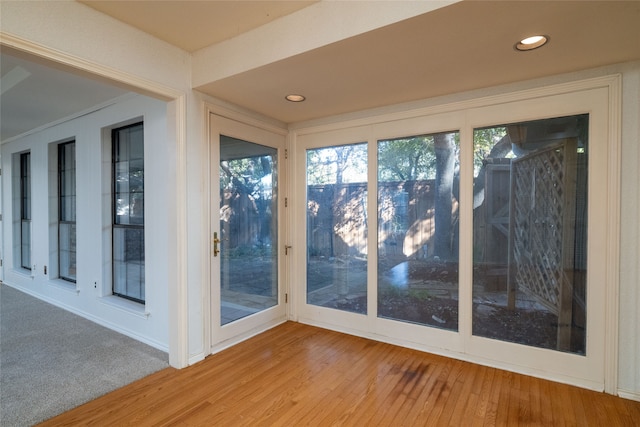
[20, 220, 31, 269]
[114, 127, 144, 226]
[112, 123, 144, 303]
[59, 223, 76, 281]
[377, 132, 459, 330]
[219, 136, 278, 325]
[113, 227, 145, 302]
[59, 142, 76, 282]
[306, 143, 368, 314]
[20, 152, 31, 270]
[472, 115, 588, 354]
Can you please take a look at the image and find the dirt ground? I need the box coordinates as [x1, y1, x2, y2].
[228, 255, 585, 354]
[321, 259, 584, 353]
[325, 294, 560, 349]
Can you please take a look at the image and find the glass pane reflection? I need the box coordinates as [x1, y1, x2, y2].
[219, 136, 278, 325]
[306, 143, 368, 315]
[472, 115, 588, 354]
[377, 132, 460, 331]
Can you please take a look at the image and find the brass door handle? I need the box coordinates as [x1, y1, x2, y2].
[213, 232, 220, 257]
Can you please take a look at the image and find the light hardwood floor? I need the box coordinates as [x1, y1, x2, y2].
[40, 322, 640, 426]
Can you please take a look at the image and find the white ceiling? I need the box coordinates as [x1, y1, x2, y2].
[2, 0, 640, 141]
[79, 0, 319, 52]
[195, 0, 640, 123]
[1, 47, 130, 141]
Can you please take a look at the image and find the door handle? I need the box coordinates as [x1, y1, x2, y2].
[213, 232, 220, 257]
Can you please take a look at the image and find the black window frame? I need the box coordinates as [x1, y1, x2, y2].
[20, 152, 31, 270]
[111, 122, 145, 303]
[58, 141, 77, 283]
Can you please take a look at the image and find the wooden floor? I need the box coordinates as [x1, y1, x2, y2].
[40, 322, 640, 426]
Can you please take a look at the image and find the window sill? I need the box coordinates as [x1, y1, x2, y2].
[48, 278, 79, 294]
[100, 295, 150, 319]
[11, 268, 35, 279]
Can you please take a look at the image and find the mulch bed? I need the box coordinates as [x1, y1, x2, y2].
[324, 294, 566, 351]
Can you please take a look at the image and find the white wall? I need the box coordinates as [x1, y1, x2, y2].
[185, 92, 207, 362]
[617, 63, 640, 400]
[1, 95, 171, 350]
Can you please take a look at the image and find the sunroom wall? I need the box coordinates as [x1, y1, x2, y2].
[289, 60, 640, 400]
[0, 94, 171, 351]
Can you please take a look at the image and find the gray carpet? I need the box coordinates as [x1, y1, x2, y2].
[0, 284, 169, 426]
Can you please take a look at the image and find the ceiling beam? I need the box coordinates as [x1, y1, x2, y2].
[192, 0, 459, 88]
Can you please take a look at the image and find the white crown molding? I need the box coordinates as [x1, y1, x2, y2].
[1, 32, 183, 101]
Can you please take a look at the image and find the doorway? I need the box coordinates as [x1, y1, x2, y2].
[210, 113, 287, 348]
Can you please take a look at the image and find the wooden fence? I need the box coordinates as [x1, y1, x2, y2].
[307, 180, 457, 259]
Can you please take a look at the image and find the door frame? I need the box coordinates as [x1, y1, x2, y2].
[289, 75, 621, 393]
[204, 104, 289, 354]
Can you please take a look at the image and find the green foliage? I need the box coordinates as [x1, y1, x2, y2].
[378, 132, 460, 183]
[379, 286, 432, 301]
[408, 288, 432, 301]
[221, 154, 274, 200]
[221, 156, 268, 186]
[473, 127, 508, 176]
[378, 136, 436, 181]
[307, 133, 464, 186]
[307, 143, 367, 185]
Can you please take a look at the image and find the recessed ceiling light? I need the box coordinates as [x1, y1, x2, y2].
[286, 94, 306, 102]
[515, 35, 549, 51]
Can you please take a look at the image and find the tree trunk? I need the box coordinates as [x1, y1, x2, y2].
[434, 133, 456, 259]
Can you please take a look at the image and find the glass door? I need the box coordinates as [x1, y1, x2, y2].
[210, 114, 286, 347]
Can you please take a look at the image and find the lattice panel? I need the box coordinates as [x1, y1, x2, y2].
[509, 143, 571, 314]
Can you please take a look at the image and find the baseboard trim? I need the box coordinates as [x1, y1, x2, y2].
[617, 390, 640, 402]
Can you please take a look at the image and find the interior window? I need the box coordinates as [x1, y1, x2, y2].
[58, 141, 77, 282]
[20, 152, 31, 270]
[112, 123, 145, 303]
